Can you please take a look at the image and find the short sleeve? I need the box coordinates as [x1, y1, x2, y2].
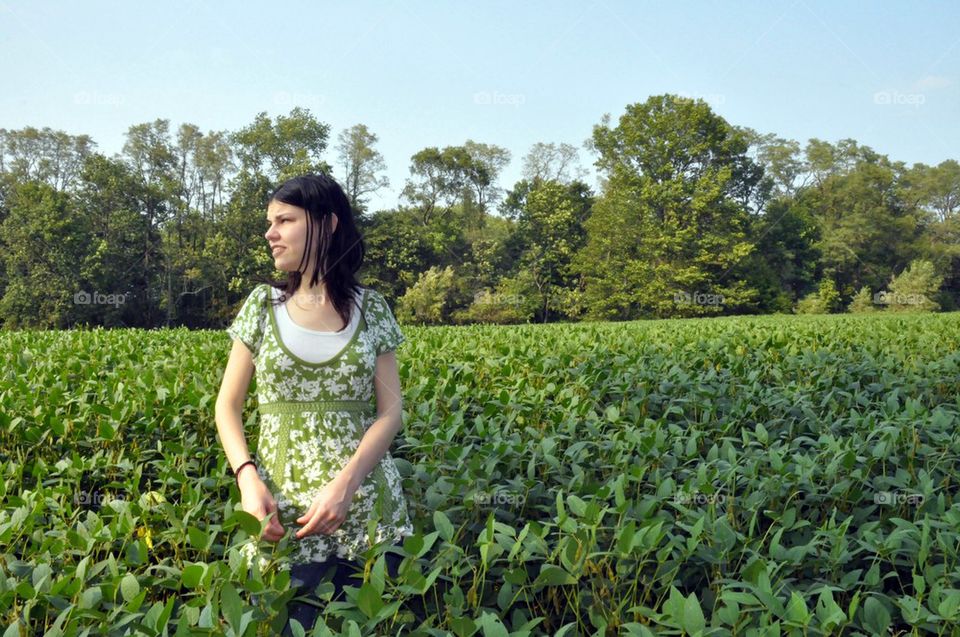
[369, 289, 406, 356]
[226, 284, 269, 358]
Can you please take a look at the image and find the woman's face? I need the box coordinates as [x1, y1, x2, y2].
[264, 200, 338, 273]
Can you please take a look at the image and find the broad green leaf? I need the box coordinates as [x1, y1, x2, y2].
[434, 510, 454, 542]
[220, 582, 242, 633]
[119, 573, 140, 603]
[534, 565, 577, 587]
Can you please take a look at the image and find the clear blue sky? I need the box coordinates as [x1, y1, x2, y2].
[2, 0, 957, 210]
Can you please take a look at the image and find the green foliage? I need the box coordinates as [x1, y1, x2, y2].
[360, 208, 434, 294]
[0, 126, 95, 191]
[2, 311, 960, 633]
[847, 286, 877, 313]
[76, 153, 161, 326]
[395, 265, 456, 324]
[400, 141, 510, 221]
[1, 101, 958, 329]
[336, 123, 390, 215]
[501, 178, 593, 322]
[0, 181, 92, 328]
[737, 127, 802, 199]
[453, 269, 539, 325]
[796, 278, 841, 314]
[575, 94, 764, 320]
[882, 259, 944, 312]
[819, 278, 842, 312]
[906, 159, 960, 223]
[795, 292, 820, 314]
[231, 107, 332, 181]
[737, 197, 821, 311]
[800, 149, 924, 298]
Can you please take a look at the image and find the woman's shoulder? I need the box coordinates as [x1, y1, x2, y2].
[360, 286, 388, 306]
[252, 283, 273, 301]
[240, 283, 274, 312]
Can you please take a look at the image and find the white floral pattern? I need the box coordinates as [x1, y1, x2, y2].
[225, 284, 412, 571]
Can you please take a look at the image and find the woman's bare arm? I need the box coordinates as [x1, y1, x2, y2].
[215, 338, 285, 541]
[215, 339, 257, 471]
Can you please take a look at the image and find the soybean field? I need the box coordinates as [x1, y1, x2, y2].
[1, 312, 959, 636]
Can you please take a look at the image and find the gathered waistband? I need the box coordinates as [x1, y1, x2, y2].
[258, 400, 375, 415]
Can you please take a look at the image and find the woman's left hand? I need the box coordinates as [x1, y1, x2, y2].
[295, 476, 356, 538]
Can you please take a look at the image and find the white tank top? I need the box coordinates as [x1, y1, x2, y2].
[270, 286, 361, 363]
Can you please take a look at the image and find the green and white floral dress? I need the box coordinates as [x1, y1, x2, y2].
[226, 284, 414, 571]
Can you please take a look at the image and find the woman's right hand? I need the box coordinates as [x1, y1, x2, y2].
[238, 470, 286, 542]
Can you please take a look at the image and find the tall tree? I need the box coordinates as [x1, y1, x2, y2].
[802, 150, 924, 299]
[0, 126, 95, 193]
[735, 196, 822, 312]
[521, 142, 586, 185]
[122, 119, 178, 325]
[909, 159, 960, 223]
[508, 179, 593, 321]
[462, 140, 511, 211]
[401, 141, 510, 225]
[361, 207, 435, 296]
[738, 127, 806, 200]
[74, 153, 157, 327]
[336, 124, 389, 215]
[0, 181, 88, 328]
[401, 147, 459, 224]
[193, 130, 234, 217]
[903, 159, 960, 308]
[574, 94, 764, 319]
[231, 107, 331, 181]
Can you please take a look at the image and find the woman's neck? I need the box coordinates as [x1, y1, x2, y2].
[293, 279, 329, 305]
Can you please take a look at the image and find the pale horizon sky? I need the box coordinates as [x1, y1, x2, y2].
[2, 0, 958, 212]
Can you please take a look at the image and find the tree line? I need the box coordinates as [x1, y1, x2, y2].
[0, 94, 956, 329]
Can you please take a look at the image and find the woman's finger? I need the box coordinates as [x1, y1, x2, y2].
[267, 512, 283, 533]
[297, 508, 332, 538]
[296, 498, 319, 524]
[321, 512, 344, 534]
[260, 511, 276, 537]
[262, 511, 284, 541]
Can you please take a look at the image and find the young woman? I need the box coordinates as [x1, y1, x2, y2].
[214, 173, 413, 633]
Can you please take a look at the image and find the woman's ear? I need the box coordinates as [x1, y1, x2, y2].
[331, 213, 339, 233]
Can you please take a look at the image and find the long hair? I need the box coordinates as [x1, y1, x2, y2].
[256, 173, 366, 328]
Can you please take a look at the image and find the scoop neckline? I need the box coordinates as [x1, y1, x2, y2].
[275, 287, 355, 335]
[266, 285, 368, 367]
